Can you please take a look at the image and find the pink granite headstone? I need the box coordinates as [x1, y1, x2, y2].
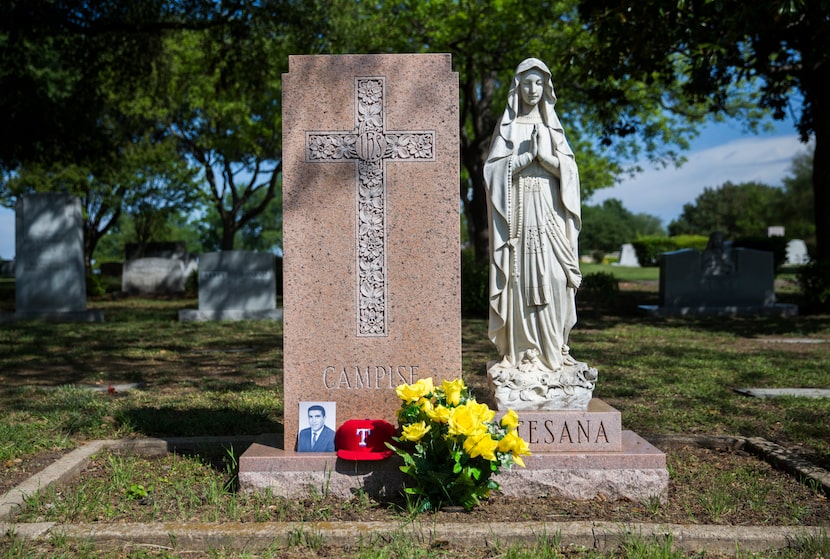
[282, 54, 460, 451]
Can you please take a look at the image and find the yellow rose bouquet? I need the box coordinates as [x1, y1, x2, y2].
[389, 377, 530, 511]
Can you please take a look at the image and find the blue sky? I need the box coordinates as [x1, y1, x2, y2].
[590, 118, 809, 226]
[0, 120, 811, 261]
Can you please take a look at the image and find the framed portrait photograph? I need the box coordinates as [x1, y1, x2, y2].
[297, 401, 336, 452]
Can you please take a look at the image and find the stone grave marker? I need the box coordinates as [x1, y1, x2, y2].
[122, 257, 186, 294]
[278, 53, 461, 450]
[179, 250, 281, 321]
[0, 259, 13, 277]
[615, 243, 640, 267]
[241, 55, 668, 504]
[10, 193, 103, 321]
[786, 239, 810, 265]
[642, 233, 797, 316]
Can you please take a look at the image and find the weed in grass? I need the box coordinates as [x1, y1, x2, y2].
[698, 486, 736, 523]
[642, 494, 663, 515]
[788, 528, 830, 558]
[285, 525, 325, 551]
[783, 492, 812, 524]
[618, 531, 685, 559]
[222, 446, 239, 493]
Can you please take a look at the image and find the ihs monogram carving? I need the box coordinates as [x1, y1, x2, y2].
[306, 78, 435, 336]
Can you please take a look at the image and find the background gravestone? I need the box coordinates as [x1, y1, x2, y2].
[615, 243, 641, 267]
[785, 239, 810, 265]
[644, 238, 797, 316]
[11, 193, 103, 321]
[179, 250, 281, 321]
[280, 53, 461, 450]
[122, 257, 186, 294]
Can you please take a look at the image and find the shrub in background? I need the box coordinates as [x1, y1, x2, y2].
[632, 236, 679, 266]
[578, 271, 620, 308]
[461, 249, 488, 318]
[797, 260, 830, 313]
[185, 269, 199, 298]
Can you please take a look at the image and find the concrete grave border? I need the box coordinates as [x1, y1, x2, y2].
[2, 434, 828, 555]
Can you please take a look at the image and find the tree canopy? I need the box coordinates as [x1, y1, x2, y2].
[668, 149, 815, 241]
[6, 0, 819, 268]
[578, 0, 829, 259]
[581, 199, 665, 254]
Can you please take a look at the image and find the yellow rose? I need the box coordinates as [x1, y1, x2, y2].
[396, 378, 434, 403]
[401, 421, 431, 442]
[426, 404, 451, 424]
[500, 409, 519, 431]
[441, 378, 465, 406]
[463, 430, 498, 461]
[448, 403, 479, 436]
[496, 431, 531, 467]
[417, 397, 434, 414]
[467, 401, 496, 424]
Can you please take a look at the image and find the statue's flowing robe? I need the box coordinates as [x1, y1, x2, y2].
[484, 60, 581, 371]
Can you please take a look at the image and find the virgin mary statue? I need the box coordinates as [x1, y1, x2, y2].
[484, 59, 594, 408]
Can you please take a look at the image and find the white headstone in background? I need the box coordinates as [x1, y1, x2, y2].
[767, 225, 785, 237]
[785, 239, 810, 266]
[614, 243, 640, 267]
[9, 193, 103, 321]
[179, 250, 281, 321]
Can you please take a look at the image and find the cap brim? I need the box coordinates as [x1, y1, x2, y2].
[337, 449, 393, 461]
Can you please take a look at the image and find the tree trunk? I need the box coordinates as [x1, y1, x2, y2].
[461, 130, 492, 266]
[220, 214, 237, 251]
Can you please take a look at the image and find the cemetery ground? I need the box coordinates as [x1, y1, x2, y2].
[1, 267, 829, 558]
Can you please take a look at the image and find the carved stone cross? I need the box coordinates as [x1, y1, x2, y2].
[306, 77, 435, 337]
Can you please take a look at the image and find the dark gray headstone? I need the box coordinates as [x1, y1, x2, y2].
[10, 193, 102, 321]
[179, 251, 281, 321]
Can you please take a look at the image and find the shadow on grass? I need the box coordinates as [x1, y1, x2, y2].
[120, 406, 283, 437]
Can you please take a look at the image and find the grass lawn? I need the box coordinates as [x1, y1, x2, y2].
[1, 269, 828, 467]
[1, 271, 829, 558]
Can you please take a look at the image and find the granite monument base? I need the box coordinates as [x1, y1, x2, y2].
[239, 400, 667, 502]
[639, 304, 798, 318]
[178, 309, 283, 322]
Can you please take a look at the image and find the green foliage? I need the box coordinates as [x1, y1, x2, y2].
[632, 236, 678, 267]
[581, 198, 666, 253]
[577, 0, 828, 260]
[390, 378, 529, 511]
[669, 235, 710, 252]
[797, 260, 830, 313]
[86, 273, 106, 298]
[461, 249, 489, 318]
[668, 181, 786, 239]
[779, 149, 817, 240]
[577, 272, 619, 308]
[185, 269, 199, 298]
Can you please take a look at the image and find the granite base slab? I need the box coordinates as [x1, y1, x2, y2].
[178, 309, 283, 322]
[639, 304, 798, 317]
[238, 430, 667, 502]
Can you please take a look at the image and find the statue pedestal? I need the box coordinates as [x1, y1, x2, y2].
[486, 360, 597, 410]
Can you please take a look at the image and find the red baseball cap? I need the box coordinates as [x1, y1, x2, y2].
[335, 419, 396, 460]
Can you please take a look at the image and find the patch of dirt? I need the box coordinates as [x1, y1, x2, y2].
[1, 448, 71, 496]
